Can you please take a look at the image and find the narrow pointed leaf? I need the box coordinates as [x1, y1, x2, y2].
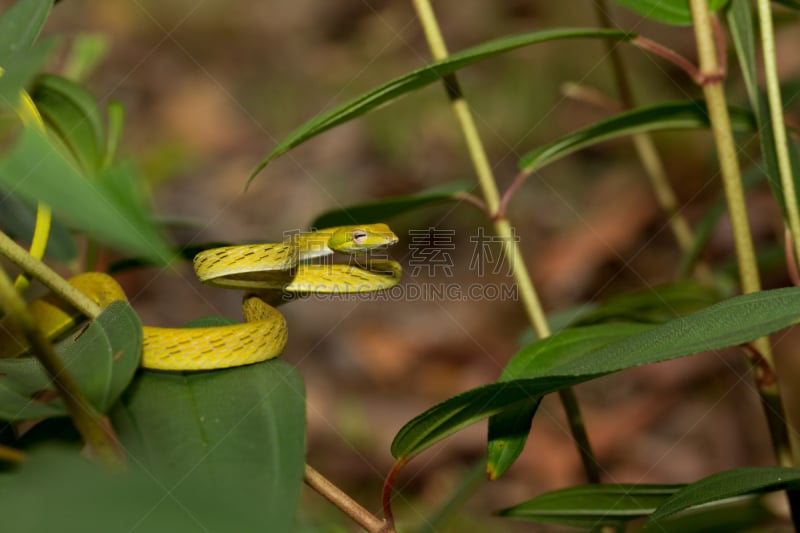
[311, 181, 472, 228]
[0, 0, 52, 64]
[31, 73, 105, 175]
[498, 484, 682, 527]
[645, 467, 800, 527]
[519, 101, 756, 172]
[610, 0, 729, 25]
[0, 301, 141, 420]
[110, 360, 306, 531]
[0, 127, 172, 263]
[392, 287, 800, 460]
[250, 28, 633, 182]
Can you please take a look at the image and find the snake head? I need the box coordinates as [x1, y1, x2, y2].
[328, 223, 398, 253]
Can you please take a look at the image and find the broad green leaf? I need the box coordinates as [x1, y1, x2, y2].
[519, 101, 756, 172]
[610, 0, 729, 25]
[0, 38, 56, 107]
[311, 181, 472, 228]
[0, 0, 52, 65]
[0, 301, 141, 420]
[0, 127, 172, 264]
[0, 194, 77, 260]
[250, 28, 633, 182]
[31, 73, 105, 175]
[110, 360, 306, 532]
[0, 446, 283, 532]
[392, 287, 800, 459]
[488, 323, 652, 479]
[498, 484, 682, 527]
[727, 0, 800, 220]
[645, 467, 800, 527]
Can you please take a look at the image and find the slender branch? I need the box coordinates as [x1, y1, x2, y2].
[0, 231, 101, 319]
[690, 0, 793, 472]
[409, 0, 601, 512]
[756, 0, 800, 275]
[560, 82, 623, 113]
[304, 464, 389, 533]
[632, 36, 707, 84]
[453, 191, 489, 215]
[594, 1, 711, 281]
[0, 264, 122, 467]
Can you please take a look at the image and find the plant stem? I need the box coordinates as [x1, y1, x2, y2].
[756, 0, 800, 268]
[410, 0, 599, 484]
[689, 0, 795, 472]
[689, 3, 766, 341]
[593, 1, 698, 259]
[0, 231, 101, 319]
[304, 464, 390, 533]
[0, 264, 121, 467]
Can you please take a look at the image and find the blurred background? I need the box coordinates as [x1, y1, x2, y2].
[40, 0, 800, 530]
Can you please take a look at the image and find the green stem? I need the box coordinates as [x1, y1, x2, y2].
[756, 0, 800, 269]
[0, 231, 101, 319]
[690, 0, 794, 472]
[0, 264, 121, 467]
[410, 0, 599, 483]
[593, 1, 697, 256]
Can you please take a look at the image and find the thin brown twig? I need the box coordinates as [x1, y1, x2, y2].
[304, 463, 390, 533]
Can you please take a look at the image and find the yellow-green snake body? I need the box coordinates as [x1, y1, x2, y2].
[3, 224, 401, 371]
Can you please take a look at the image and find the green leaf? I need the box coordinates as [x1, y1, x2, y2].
[0, 0, 52, 64]
[498, 484, 682, 527]
[311, 181, 473, 228]
[250, 28, 633, 182]
[392, 287, 800, 460]
[0, 127, 172, 264]
[110, 360, 306, 531]
[610, 0, 729, 25]
[0, 446, 290, 532]
[0, 37, 57, 107]
[519, 101, 756, 172]
[0, 301, 141, 420]
[488, 323, 652, 479]
[645, 467, 800, 527]
[31, 73, 105, 175]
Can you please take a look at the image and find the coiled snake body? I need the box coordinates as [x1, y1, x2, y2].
[3, 224, 401, 371]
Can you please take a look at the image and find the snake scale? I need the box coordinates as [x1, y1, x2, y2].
[1, 224, 401, 371]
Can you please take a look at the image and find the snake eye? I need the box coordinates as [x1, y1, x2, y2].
[352, 229, 368, 245]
